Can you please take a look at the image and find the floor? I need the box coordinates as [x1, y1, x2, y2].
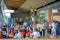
[0, 38, 60, 40]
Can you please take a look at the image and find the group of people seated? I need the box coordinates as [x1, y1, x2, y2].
[0, 23, 41, 39]
[0, 20, 60, 39]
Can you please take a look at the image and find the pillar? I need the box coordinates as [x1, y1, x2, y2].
[48, 9, 52, 22]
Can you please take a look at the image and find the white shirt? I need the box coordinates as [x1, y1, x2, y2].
[52, 23, 56, 32]
[37, 24, 43, 31]
[23, 22, 27, 26]
[37, 23, 41, 28]
[14, 32, 23, 39]
[32, 31, 40, 38]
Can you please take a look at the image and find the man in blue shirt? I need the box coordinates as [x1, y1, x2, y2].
[26, 21, 31, 27]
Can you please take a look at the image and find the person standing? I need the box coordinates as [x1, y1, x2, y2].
[57, 21, 60, 38]
[36, 22, 42, 37]
[51, 21, 56, 38]
[48, 22, 52, 36]
[42, 23, 45, 37]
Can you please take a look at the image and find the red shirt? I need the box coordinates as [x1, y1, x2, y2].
[49, 24, 52, 29]
[28, 30, 33, 35]
[22, 32, 26, 35]
[11, 32, 14, 37]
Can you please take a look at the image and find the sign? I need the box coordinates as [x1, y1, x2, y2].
[4, 15, 7, 19]
[8, 18, 15, 25]
[40, 13, 45, 18]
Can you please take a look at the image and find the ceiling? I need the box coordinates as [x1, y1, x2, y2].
[4, 0, 56, 11]
[4, 0, 26, 9]
[20, 0, 55, 11]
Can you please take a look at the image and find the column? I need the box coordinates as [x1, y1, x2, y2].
[48, 9, 52, 22]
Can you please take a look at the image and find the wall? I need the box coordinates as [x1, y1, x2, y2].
[11, 9, 30, 22]
[53, 16, 60, 21]
[37, 9, 48, 22]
